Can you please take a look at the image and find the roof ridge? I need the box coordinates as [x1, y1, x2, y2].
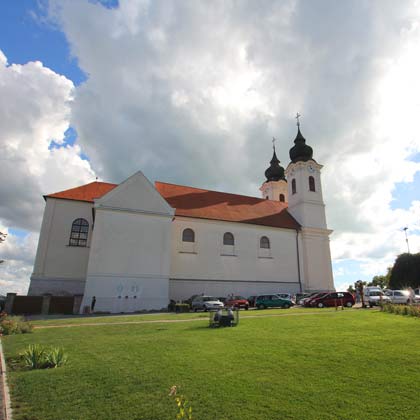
[155, 181, 270, 203]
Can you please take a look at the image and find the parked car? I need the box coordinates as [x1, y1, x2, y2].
[309, 292, 355, 308]
[255, 294, 294, 309]
[385, 290, 420, 304]
[225, 296, 249, 310]
[248, 295, 257, 307]
[303, 292, 328, 307]
[298, 292, 321, 306]
[277, 293, 296, 303]
[363, 288, 391, 307]
[191, 296, 224, 312]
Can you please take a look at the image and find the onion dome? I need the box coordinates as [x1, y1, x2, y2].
[265, 148, 286, 182]
[289, 127, 313, 163]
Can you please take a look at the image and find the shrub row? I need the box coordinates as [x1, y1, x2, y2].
[381, 303, 420, 318]
[0, 314, 33, 335]
[21, 344, 68, 370]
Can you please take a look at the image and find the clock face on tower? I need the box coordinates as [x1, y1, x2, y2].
[307, 164, 316, 173]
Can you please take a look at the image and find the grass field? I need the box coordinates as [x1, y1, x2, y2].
[3, 309, 420, 420]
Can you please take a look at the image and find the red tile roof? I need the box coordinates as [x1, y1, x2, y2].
[46, 181, 300, 230]
[46, 182, 117, 203]
[155, 182, 300, 230]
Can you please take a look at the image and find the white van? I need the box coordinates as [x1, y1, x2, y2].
[363, 287, 390, 307]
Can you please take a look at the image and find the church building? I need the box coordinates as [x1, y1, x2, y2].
[28, 125, 335, 313]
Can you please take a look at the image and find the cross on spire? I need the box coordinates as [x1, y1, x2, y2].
[295, 112, 301, 128]
[272, 137, 276, 151]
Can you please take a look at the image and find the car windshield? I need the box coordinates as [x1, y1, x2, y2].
[370, 292, 383, 297]
[203, 297, 217, 302]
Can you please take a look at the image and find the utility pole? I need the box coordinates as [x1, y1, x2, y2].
[403, 227, 410, 253]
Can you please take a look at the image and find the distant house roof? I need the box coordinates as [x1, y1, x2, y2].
[46, 181, 300, 230]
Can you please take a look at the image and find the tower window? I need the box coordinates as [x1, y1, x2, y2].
[223, 232, 234, 246]
[69, 218, 89, 247]
[309, 176, 316, 192]
[279, 194, 285, 202]
[292, 179, 296, 194]
[182, 228, 195, 242]
[260, 236, 270, 249]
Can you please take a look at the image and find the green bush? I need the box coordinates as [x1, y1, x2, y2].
[381, 303, 420, 318]
[21, 345, 46, 369]
[0, 315, 33, 335]
[21, 345, 68, 370]
[45, 347, 68, 368]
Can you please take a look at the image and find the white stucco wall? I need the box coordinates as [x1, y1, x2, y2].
[80, 171, 175, 313]
[29, 198, 92, 295]
[300, 227, 335, 292]
[169, 217, 302, 301]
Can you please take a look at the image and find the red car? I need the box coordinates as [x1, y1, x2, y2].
[225, 296, 249, 310]
[309, 292, 355, 308]
[303, 292, 328, 307]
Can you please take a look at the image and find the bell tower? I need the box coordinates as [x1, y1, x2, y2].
[284, 114, 334, 292]
[260, 138, 288, 203]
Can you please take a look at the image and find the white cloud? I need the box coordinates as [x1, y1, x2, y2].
[0, 50, 96, 293]
[3, 1, 420, 293]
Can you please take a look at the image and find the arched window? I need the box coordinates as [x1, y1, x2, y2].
[223, 232, 234, 246]
[69, 218, 89, 247]
[260, 236, 270, 249]
[279, 194, 285, 202]
[309, 176, 316, 192]
[182, 228, 195, 242]
[292, 179, 296, 194]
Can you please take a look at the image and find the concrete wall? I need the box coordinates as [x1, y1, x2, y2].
[169, 217, 302, 301]
[28, 198, 92, 295]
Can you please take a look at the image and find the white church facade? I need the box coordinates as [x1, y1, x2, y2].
[28, 126, 335, 313]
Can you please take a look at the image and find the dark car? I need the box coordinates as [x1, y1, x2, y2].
[309, 292, 355, 308]
[255, 294, 294, 309]
[303, 292, 328, 307]
[225, 296, 249, 310]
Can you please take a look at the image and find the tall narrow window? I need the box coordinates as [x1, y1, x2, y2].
[69, 218, 89, 247]
[309, 176, 316, 192]
[260, 236, 270, 249]
[292, 179, 296, 194]
[279, 194, 285, 202]
[223, 232, 234, 246]
[182, 228, 195, 242]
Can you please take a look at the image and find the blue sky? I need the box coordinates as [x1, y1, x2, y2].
[1, 1, 420, 294]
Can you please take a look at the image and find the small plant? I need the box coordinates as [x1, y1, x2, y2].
[0, 315, 33, 335]
[45, 347, 68, 368]
[21, 345, 46, 369]
[20, 345, 68, 370]
[169, 385, 193, 420]
[381, 303, 420, 318]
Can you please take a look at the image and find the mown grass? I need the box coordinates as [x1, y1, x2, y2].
[29, 306, 340, 327]
[3, 310, 419, 420]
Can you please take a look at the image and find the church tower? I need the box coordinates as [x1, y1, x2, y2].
[285, 117, 334, 292]
[260, 140, 288, 203]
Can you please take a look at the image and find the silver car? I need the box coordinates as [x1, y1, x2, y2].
[191, 296, 224, 312]
[385, 290, 420, 304]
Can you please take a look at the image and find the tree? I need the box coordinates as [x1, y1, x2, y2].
[347, 284, 355, 294]
[0, 231, 6, 264]
[389, 253, 420, 289]
[368, 267, 391, 289]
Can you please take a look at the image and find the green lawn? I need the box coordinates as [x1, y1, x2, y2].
[3, 310, 419, 420]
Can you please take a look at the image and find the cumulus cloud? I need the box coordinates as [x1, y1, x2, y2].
[3, 0, 420, 293]
[47, 0, 420, 283]
[0, 50, 96, 293]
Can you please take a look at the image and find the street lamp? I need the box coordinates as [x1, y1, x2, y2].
[403, 227, 410, 253]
